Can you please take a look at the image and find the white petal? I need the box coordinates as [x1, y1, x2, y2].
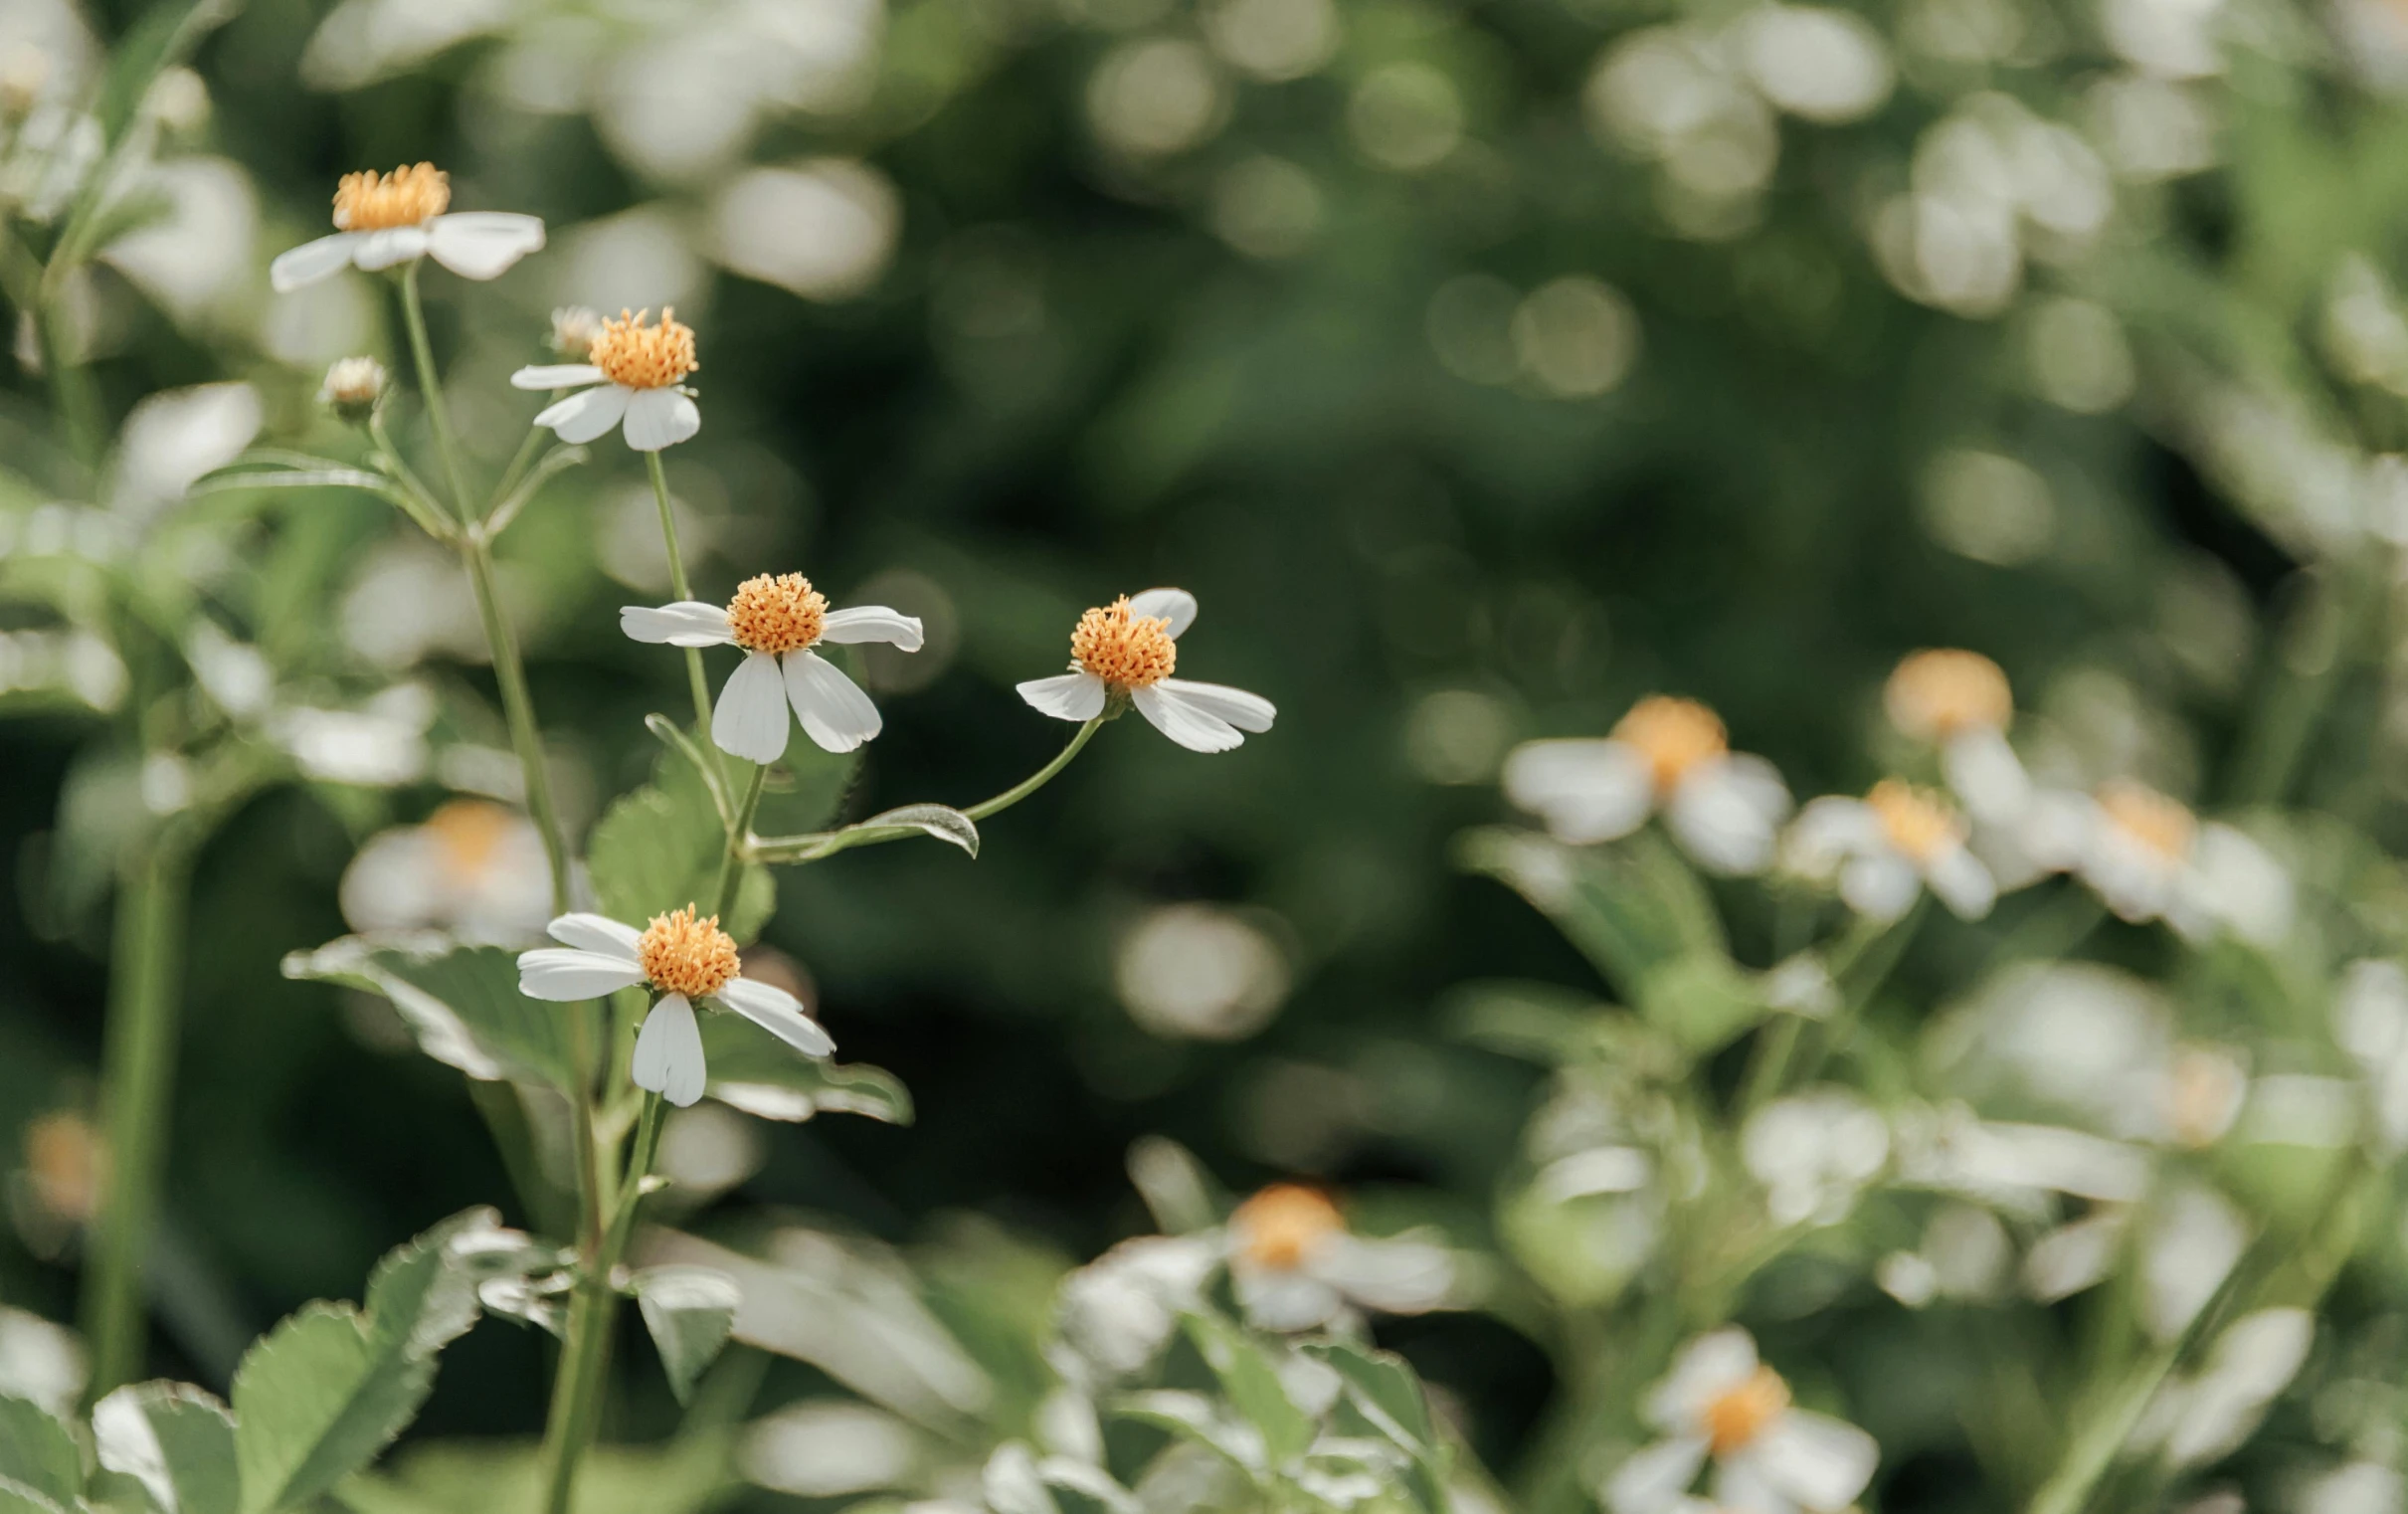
[1648, 1328, 1761, 1429]
[1316, 1234, 1451, 1314]
[1750, 1412, 1879, 1511]
[1926, 845, 1997, 920]
[2192, 824, 2294, 945]
[820, 605, 925, 651]
[1155, 677, 1274, 732]
[1709, 1455, 1799, 1514]
[532, 384, 630, 445]
[1667, 755, 1791, 875]
[1502, 739, 1654, 845]
[783, 650, 882, 752]
[1782, 796, 1880, 879]
[544, 912, 642, 959]
[1127, 587, 1199, 638]
[621, 601, 734, 648]
[269, 232, 361, 291]
[511, 363, 605, 390]
[1605, 1437, 1710, 1514]
[425, 212, 546, 280]
[1233, 1271, 1344, 1332]
[1133, 683, 1244, 753]
[711, 651, 792, 764]
[1945, 728, 2032, 827]
[517, 947, 648, 1000]
[713, 975, 835, 1057]
[351, 225, 431, 271]
[1840, 852, 1922, 921]
[622, 386, 701, 452]
[1018, 670, 1108, 721]
[632, 994, 707, 1107]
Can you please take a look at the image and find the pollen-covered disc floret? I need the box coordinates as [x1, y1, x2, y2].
[1614, 695, 1729, 794]
[1072, 597, 1178, 688]
[637, 906, 741, 1000]
[332, 163, 451, 231]
[1868, 779, 1962, 863]
[1231, 1184, 1345, 1272]
[1705, 1366, 1791, 1455]
[2097, 779, 2196, 863]
[590, 307, 698, 390]
[1886, 649, 2013, 740]
[725, 574, 829, 655]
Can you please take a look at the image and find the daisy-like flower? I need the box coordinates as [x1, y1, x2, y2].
[1222, 1183, 1453, 1332]
[1502, 696, 1792, 874]
[2027, 780, 2292, 945]
[510, 306, 701, 452]
[1017, 588, 1275, 753]
[1884, 649, 2030, 825]
[270, 163, 545, 291]
[1606, 1328, 1878, 1514]
[1784, 779, 1996, 921]
[338, 798, 553, 946]
[622, 573, 921, 761]
[516, 906, 832, 1107]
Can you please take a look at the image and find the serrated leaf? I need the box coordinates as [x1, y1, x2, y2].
[697, 1015, 912, 1124]
[0, 1397, 80, 1506]
[280, 935, 577, 1091]
[588, 755, 772, 940]
[231, 1209, 519, 1512]
[94, 1383, 239, 1514]
[631, 1268, 739, 1406]
[1178, 1315, 1311, 1464]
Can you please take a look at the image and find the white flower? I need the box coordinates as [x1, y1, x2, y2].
[270, 682, 434, 786]
[1884, 648, 2031, 826]
[512, 306, 702, 452]
[515, 906, 832, 1107]
[2027, 781, 2292, 945]
[622, 571, 921, 761]
[1051, 1234, 1217, 1388]
[1503, 696, 1791, 874]
[1742, 1089, 1891, 1228]
[1784, 779, 1996, 920]
[1606, 1327, 1878, 1514]
[270, 162, 544, 290]
[1018, 588, 1276, 753]
[1222, 1184, 1453, 1332]
[339, 798, 554, 946]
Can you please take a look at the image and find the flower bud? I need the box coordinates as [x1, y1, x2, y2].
[318, 356, 387, 424]
[548, 305, 603, 358]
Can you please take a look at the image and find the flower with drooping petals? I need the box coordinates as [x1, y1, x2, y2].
[1606, 1327, 1878, 1514]
[1784, 779, 1996, 920]
[1018, 588, 1276, 752]
[2022, 779, 2292, 944]
[516, 906, 832, 1107]
[271, 163, 545, 290]
[1503, 696, 1792, 874]
[1885, 648, 2030, 825]
[623, 573, 921, 760]
[511, 306, 702, 452]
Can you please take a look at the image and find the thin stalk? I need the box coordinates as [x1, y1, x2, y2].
[79, 839, 193, 1404]
[398, 262, 475, 525]
[646, 452, 717, 751]
[748, 717, 1110, 863]
[965, 716, 1104, 821]
[715, 764, 768, 919]
[463, 539, 573, 910]
[2227, 557, 2383, 808]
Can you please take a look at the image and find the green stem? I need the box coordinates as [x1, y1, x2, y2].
[79, 838, 194, 1405]
[2228, 558, 2383, 806]
[965, 716, 1104, 821]
[462, 539, 573, 911]
[399, 261, 476, 524]
[488, 422, 553, 520]
[715, 764, 768, 919]
[748, 717, 1108, 864]
[646, 452, 717, 751]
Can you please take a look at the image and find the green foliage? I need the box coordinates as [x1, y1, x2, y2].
[0, 1399, 81, 1509]
[695, 1014, 913, 1124]
[279, 937, 579, 1092]
[587, 752, 775, 939]
[630, 1267, 740, 1406]
[93, 1384, 240, 1514]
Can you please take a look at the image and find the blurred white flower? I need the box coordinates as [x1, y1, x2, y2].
[518, 907, 833, 1107]
[2104, 0, 2226, 80]
[2335, 960, 2408, 1153]
[1088, 39, 1225, 156]
[1019, 589, 1276, 754]
[1607, 1327, 1878, 1514]
[2024, 780, 2292, 944]
[1204, 0, 1339, 80]
[339, 799, 553, 945]
[512, 306, 701, 453]
[741, 1400, 923, 1497]
[1743, 1089, 1890, 1227]
[1115, 903, 1289, 1041]
[271, 683, 434, 786]
[101, 157, 259, 324]
[2299, 1462, 2405, 1514]
[1784, 780, 1996, 920]
[2144, 1308, 2314, 1466]
[109, 382, 263, 518]
[1223, 1184, 1454, 1332]
[1051, 1233, 1216, 1387]
[1885, 648, 2030, 825]
[713, 161, 899, 301]
[271, 163, 544, 291]
[1503, 696, 1791, 873]
[1733, 6, 1894, 123]
[622, 572, 921, 761]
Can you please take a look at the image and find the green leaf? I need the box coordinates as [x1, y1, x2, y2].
[1634, 954, 1767, 1055]
[697, 1015, 912, 1124]
[280, 935, 578, 1091]
[93, 1383, 239, 1514]
[587, 754, 774, 940]
[630, 1268, 739, 1406]
[93, 0, 240, 142]
[1110, 1392, 1262, 1475]
[1455, 829, 1702, 992]
[231, 1209, 522, 1512]
[848, 804, 980, 856]
[0, 1479, 72, 1514]
[1179, 1314, 1311, 1464]
[0, 1397, 80, 1506]
[1299, 1340, 1433, 1450]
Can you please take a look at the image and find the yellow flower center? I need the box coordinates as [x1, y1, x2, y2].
[2097, 780, 2195, 864]
[637, 906, 741, 1000]
[1868, 778, 1962, 863]
[25, 1110, 100, 1224]
[425, 798, 513, 884]
[1072, 597, 1178, 688]
[1885, 649, 2013, 741]
[332, 163, 450, 231]
[589, 307, 698, 390]
[726, 573, 828, 655]
[1613, 695, 1728, 794]
[1230, 1184, 1345, 1272]
[2166, 1045, 2244, 1149]
[1704, 1366, 1790, 1455]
